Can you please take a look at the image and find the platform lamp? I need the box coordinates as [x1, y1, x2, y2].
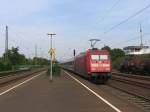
[47, 33, 56, 81]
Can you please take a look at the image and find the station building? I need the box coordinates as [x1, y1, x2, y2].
[123, 46, 150, 55]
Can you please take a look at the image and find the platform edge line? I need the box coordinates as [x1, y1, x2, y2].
[0, 71, 45, 96]
[64, 70, 122, 112]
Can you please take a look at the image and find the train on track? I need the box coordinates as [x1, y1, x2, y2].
[62, 48, 112, 83]
[119, 54, 150, 76]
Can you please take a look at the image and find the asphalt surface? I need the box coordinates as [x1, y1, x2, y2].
[0, 70, 145, 112]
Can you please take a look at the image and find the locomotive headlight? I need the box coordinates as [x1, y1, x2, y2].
[102, 64, 110, 67]
[105, 68, 110, 70]
[91, 64, 99, 67]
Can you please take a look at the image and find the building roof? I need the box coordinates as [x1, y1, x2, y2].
[123, 46, 149, 50]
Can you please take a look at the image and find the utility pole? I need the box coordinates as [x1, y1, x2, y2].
[35, 44, 37, 65]
[140, 24, 143, 47]
[35, 44, 37, 58]
[5, 26, 8, 60]
[5, 26, 8, 53]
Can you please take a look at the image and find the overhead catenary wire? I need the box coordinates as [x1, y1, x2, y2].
[110, 33, 150, 47]
[88, 0, 121, 41]
[99, 0, 121, 23]
[142, 36, 150, 45]
[101, 3, 150, 37]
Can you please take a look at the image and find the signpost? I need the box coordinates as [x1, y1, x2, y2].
[47, 33, 56, 81]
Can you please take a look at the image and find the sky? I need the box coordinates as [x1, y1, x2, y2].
[0, 0, 150, 60]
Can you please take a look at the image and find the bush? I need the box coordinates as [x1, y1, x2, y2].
[112, 57, 125, 70]
[0, 59, 12, 71]
[47, 62, 61, 76]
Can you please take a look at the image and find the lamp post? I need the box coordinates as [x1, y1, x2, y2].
[47, 33, 56, 81]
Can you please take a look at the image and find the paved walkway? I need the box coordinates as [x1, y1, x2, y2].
[0, 70, 145, 112]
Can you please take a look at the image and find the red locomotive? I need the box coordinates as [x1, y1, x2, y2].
[62, 48, 111, 83]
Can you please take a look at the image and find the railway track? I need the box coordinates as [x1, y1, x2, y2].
[0, 68, 47, 86]
[63, 69, 150, 111]
[63, 68, 150, 102]
[112, 72, 150, 89]
[108, 72, 150, 102]
[112, 71, 150, 82]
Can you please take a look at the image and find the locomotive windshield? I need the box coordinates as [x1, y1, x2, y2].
[91, 55, 108, 60]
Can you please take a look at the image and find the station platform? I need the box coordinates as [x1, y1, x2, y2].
[0, 70, 144, 112]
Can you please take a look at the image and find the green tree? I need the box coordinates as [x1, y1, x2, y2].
[33, 57, 49, 65]
[101, 45, 111, 52]
[0, 47, 49, 71]
[3, 47, 26, 69]
[111, 48, 125, 61]
[110, 48, 125, 69]
[0, 57, 12, 71]
[101, 46, 125, 69]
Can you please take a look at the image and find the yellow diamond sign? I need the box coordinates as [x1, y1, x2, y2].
[48, 48, 56, 56]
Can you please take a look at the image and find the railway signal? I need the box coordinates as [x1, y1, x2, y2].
[73, 49, 76, 57]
